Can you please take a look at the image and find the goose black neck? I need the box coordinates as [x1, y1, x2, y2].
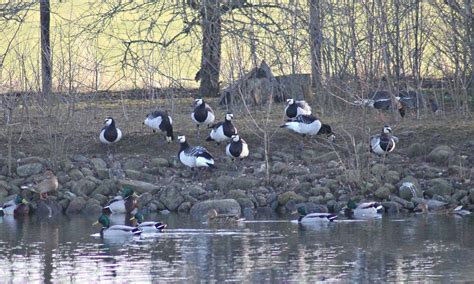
[180, 141, 190, 151]
[319, 124, 333, 135]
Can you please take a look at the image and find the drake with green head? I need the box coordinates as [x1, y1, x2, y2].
[106, 187, 139, 214]
[0, 195, 29, 216]
[129, 211, 167, 232]
[293, 206, 337, 223]
[93, 213, 142, 238]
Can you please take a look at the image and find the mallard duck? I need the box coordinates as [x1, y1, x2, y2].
[0, 195, 29, 216]
[414, 201, 471, 216]
[106, 187, 138, 214]
[93, 213, 142, 238]
[293, 206, 337, 223]
[343, 200, 384, 219]
[21, 170, 58, 200]
[206, 209, 244, 225]
[130, 211, 167, 233]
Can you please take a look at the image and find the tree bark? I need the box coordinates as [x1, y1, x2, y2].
[465, 0, 474, 103]
[198, 0, 221, 98]
[40, 0, 52, 95]
[308, 0, 323, 101]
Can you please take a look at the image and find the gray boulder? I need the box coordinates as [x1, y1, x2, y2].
[160, 187, 184, 211]
[123, 158, 144, 171]
[36, 199, 62, 217]
[151, 158, 170, 168]
[91, 158, 107, 170]
[426, 178, 453, 197]
[71, 178, 97, 196]
[65, 197, 87, 214]
[81, 199, 102, 215]
[118, 179, 160, 194]
[190, 199, 241, 218]
[427, 145, 455, 166]
[17, 163, 43, 177]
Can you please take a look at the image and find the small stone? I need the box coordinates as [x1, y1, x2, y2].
[91, 158, 107, 170]
[189, 199, 241, 218]
[151, 158, 170, 168]
[138, 192, 153, 206]
[385, 171, 400, 184]
[159, 186, 184, 211]
[406, 143, 428, 158]
[81, 167, 94, 177]
[69, 169, 84, 181]
[81, 199, 102, 215]
[123, 158, 144, 171]
[271, 161, 288, 174]
[399, 181, 422, 201]
[71, 154, 89, 163]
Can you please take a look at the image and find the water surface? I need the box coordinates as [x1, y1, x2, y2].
[1, 213, 473, 282]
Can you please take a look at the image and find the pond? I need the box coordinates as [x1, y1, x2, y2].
[1, 213, 473, 282]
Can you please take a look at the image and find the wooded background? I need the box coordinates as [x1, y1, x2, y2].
[0, 0, 473, 112]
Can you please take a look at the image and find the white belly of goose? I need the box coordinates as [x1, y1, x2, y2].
[286, 120, 321, 135]
[195, 156, 214, 168]
[210, 126, 228, 142]
[179, 151, 196, 168]
[99, 128, 122, 144]
[144, 116, 163, 130]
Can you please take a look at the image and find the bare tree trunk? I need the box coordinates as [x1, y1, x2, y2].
[308, 0, 323, 101]
[465, 0, 474, 104]
[40, 0, 52, 95]
[198, 0, 221, 98]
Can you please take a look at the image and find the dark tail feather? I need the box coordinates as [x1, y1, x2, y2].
[155, 223, 167, 231]
[207, 163, 217, 169]
[206, 136, 214, 141]
[132, 228, 142, 236]
[280, 124, 288, 128]
[328, 214, 338, 222]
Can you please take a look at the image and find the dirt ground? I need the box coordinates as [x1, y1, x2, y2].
[1, 91, 473, 171]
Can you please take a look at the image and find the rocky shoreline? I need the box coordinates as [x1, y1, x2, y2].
[1, 140, 474, 219]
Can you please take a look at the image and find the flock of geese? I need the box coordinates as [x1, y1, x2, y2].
[99, 98, 398, 175]
[1, 97, 432, 238]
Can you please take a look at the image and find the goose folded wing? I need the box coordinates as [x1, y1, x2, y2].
[208, 122, 223, 129]
[188, 146, 213, 158]
[291, 114, 316, 124]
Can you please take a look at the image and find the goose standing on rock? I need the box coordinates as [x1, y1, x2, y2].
[206, 113, 237, 144]
[370, 125, 398, 155]
[143, 111, 174, 143]
[0, 195, 29, 216]
[191, 98, 215, 136]
[21, 170, 58, 200]
[226, 134, 249, 162]
[280, 114, 336, 144]
[178, 136, 215, 176]
[285, 98, 312, 118]
[100, 117, 122, 145]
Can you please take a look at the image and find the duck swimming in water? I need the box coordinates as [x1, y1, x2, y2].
[130, 211, 167, 233]
[105, 187, 138, 214]
[206, 209, 244, 225]
[0, 195, 29, 216]
[93, 213, 142, 238]
[293, 206, 338, 223]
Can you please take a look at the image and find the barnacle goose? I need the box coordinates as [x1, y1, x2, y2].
[143, 110, 174, 143]
[191, 98, 215, 136]
[285, 98, 312, 118]
[99, 117, 122, 144]
[280, 114, 335, 141]
[177, 135, 215, 171]
[206, 113, 237, 144]
[370, 125, 398, 155]
[226, 134, 249, 161]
